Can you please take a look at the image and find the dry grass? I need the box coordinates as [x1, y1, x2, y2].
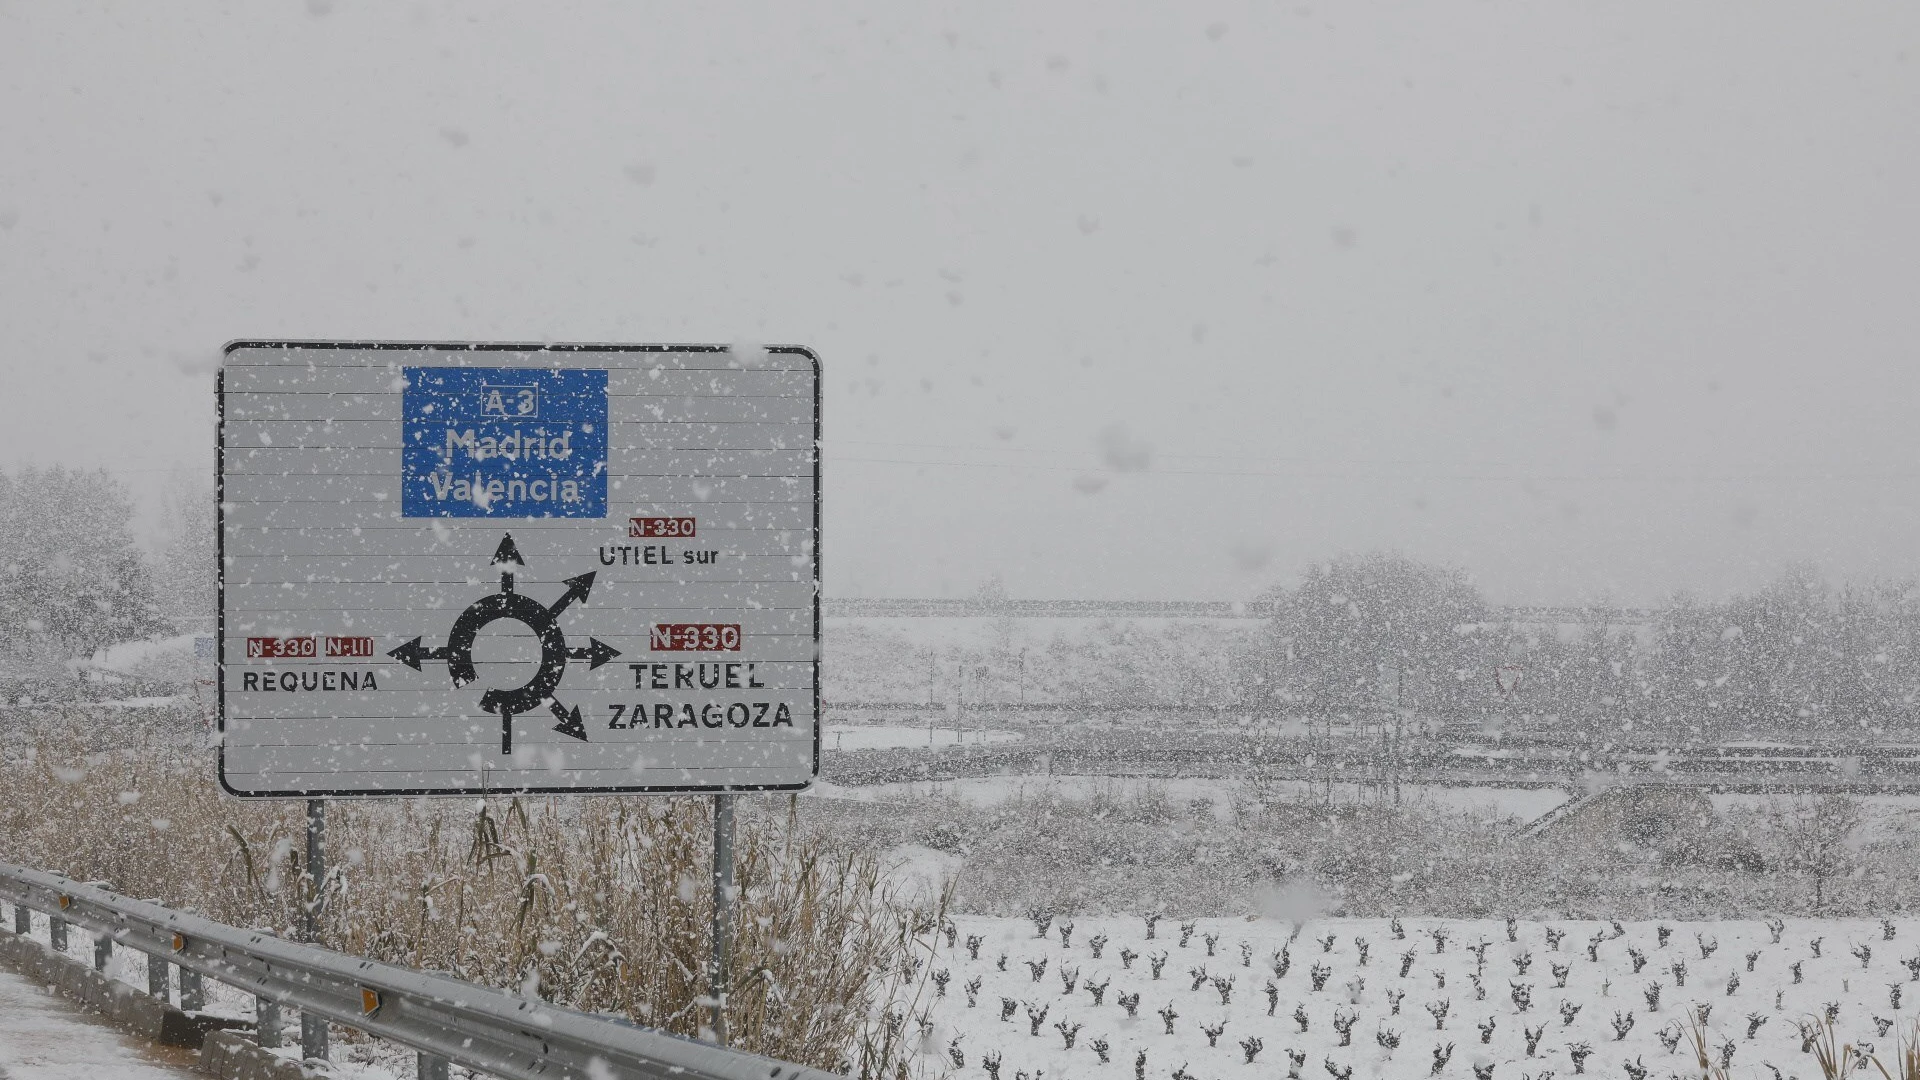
[1799, 1013, 1920, 1080]
[1685, 1010, 1732, 1080]
[1872, 1017, 1920, 1080]
[0, 739, 941, 1078]
[1801, 1014, 1873, 1080]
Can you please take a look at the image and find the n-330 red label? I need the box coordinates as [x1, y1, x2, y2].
[649, 624, 741, 651]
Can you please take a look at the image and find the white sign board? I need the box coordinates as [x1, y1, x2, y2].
[217, 342, 820, 797]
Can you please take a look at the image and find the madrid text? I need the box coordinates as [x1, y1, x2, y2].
[422, 426, 587, 507]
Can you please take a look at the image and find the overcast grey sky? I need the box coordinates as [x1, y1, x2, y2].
[3, 2, 1918, 604]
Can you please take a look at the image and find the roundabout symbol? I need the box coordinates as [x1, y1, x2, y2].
[387, 533, 621, 754]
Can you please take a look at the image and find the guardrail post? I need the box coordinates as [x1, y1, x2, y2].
[256, 998, 282, 1048]
[301, 1012, 330, 1063]
[418, 1052, 451, 1080]
[302, 798, 329, 1062]
[11, 902, 28, 935]
[147, 950, 170, 1000]
[49, 913, 67, 952]
[93, 933, 111, 972]
[179, 966, 205, 1012]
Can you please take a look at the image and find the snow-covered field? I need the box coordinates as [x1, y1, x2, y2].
[825, 724, 1027, 750]
[824, 616, 1253, 650]
[1710, 794, 1920, 845]
[815, 774, 1569, 823]
[911, 916, 1914, 1080]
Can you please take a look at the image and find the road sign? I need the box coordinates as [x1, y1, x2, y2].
[1494, 664, 1524, 695]
[217, 341, 820, 797]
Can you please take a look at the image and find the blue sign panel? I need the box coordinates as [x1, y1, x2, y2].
[401, 367, 609, 518]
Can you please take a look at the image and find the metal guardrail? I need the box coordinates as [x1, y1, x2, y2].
[0, 860, 842, 1080]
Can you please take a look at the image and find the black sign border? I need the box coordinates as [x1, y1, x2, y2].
[216, 340, 822, 799]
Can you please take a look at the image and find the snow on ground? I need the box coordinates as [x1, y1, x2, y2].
[1709, 793, 1920, 843]
[826, 616, 1251, 650]
[908, 915, 1917, 1080]
[810, 776, 1255, 821]
[7, 911, 415, 1079]
[826, 724, 1026, 750]
[0, 963, 201, 1078]
[888, 843, 968, 904]
[814, 774, 1567, 823]
[66, 634, 209, 686]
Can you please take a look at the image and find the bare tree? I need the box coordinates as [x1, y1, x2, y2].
[1770, 795, 1862, 913]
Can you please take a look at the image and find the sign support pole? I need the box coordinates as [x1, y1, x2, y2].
[710, 792, 736, 1046]
[302, 798, 329, 1062]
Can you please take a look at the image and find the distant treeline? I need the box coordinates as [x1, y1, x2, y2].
[1245, 552, 1917, 737]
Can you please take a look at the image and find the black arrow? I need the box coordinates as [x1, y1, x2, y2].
[548, 571, 597, 615]
[567, 638, 622, 669]
[386, 637, 450, 671]
[550, 700, 588, 742]
[492, 533, 525, 592]
[490, 533, 526, 567]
